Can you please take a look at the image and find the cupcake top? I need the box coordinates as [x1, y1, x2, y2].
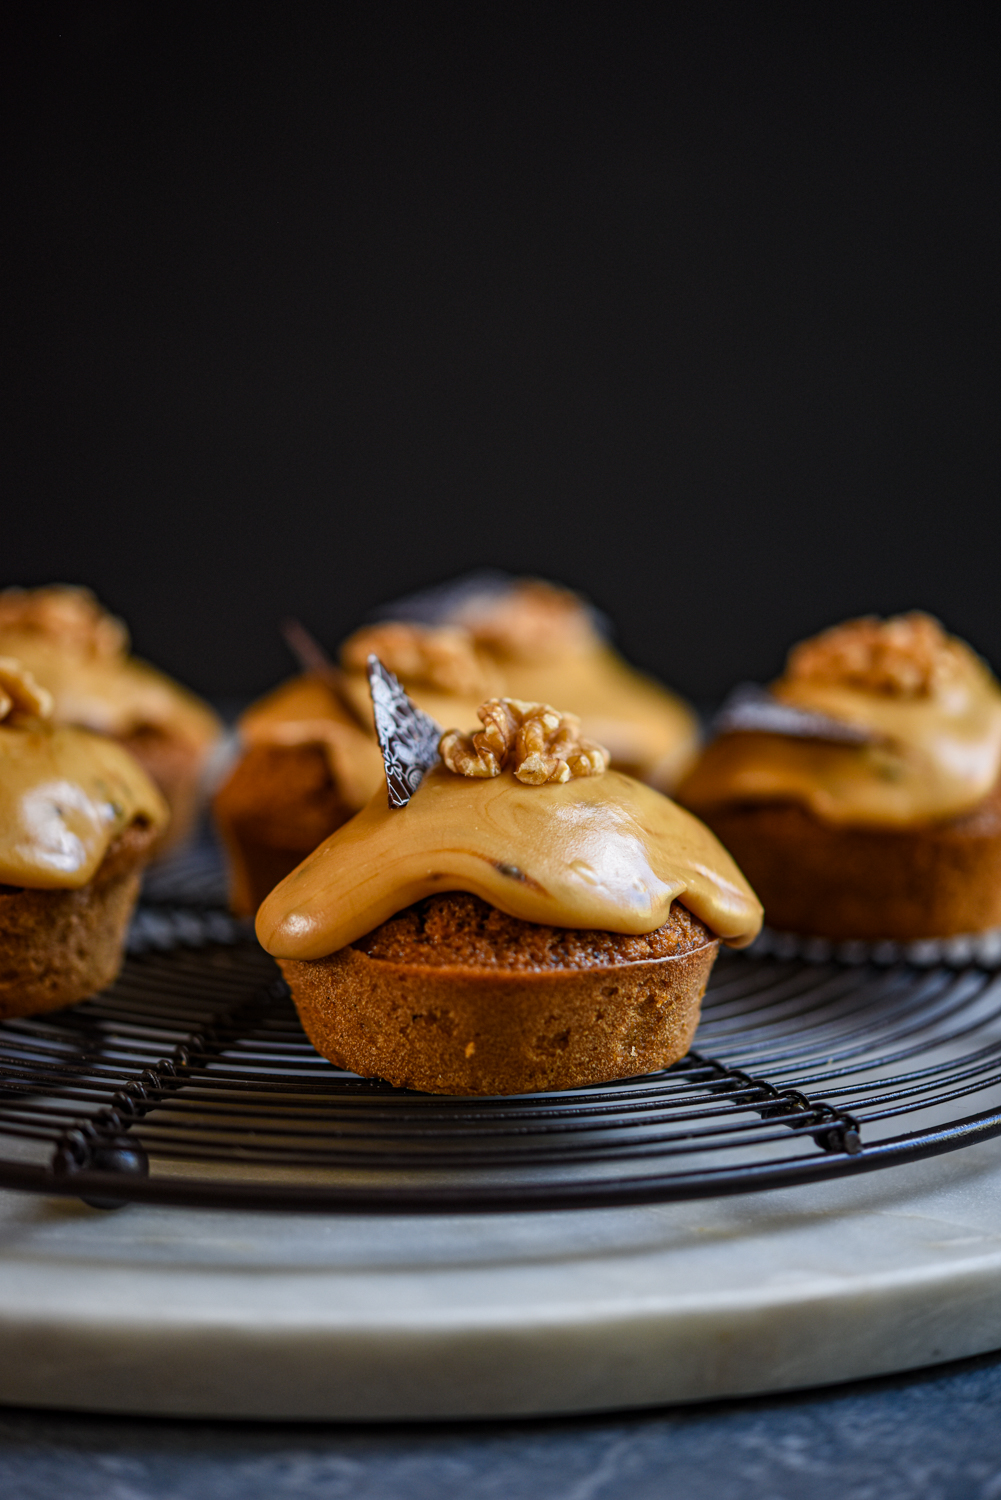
[338, 619, 503, 737]
[679, 613, 1001, 828]
[256, 691, 762, 961]
[0, 586, 221, 753]
[343, 577, 700, 789]
[0, 658, 168, 889]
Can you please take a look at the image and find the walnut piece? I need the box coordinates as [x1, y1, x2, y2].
[0, 658, 53, 724]
[341, 622, 493, 698]
[0, 586, 129, 660]
[453, 580, 597, 663]
[440, 698, 610, 785]
[785, 613, 962, 699]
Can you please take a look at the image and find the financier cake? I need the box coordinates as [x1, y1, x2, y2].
[0, 658, 169, 1020]
[257, 683, 761, 1096]
[213, 669, 386, 916]
[363, 574, 701, 790]
[215, 576, 700, 914]
[0, 585, 222, 854]
[677, 613, 1001, 944]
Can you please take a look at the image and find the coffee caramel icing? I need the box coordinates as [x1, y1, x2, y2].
[238, 673, 386, 811]
[256, 763, 763, 961]
[679, 614, 1001, 829]
[340, 584, 700, 790]
[0, 659, 168, 889]
[0, 586, 220, 752]
[449, 580, 700, 789]
[496, 642, 699, 790]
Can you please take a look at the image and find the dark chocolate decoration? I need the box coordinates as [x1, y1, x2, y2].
[280, 617, 370, 731]
[713, 684, 877, 745]
[281, 617, 337, 677]
[367, 655, 443, 808]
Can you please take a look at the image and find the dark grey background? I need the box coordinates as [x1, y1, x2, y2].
[3, 1, 999, 703]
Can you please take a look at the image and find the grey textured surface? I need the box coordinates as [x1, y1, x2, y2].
[2, 1349, 1001, 1500]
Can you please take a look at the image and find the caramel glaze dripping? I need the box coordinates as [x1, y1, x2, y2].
[0, 720, 169, 889]
[241, 636, 699, 807]
[680, 641, 1001, 830]
[256, 764, 763, 961]
[0, 635, 221, 752]
[238, 673, 386, 812]
[336, 643, 700, 792]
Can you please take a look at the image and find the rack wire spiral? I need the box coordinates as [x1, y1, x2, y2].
[1, 836, 1001, 1213]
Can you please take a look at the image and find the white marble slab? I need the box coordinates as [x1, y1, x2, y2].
[2, 1136, 1001, 1419]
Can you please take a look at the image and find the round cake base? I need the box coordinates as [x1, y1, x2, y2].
[2, 1134, 1001, 1419]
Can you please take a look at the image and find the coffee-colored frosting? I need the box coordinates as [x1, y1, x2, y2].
[341, 594, 699, 790]
[679, 615, 1001, 829]
[497, 643, 699, 790]
[238, 673, 386, 811]
[256, 763, 763, 960]
[0, 659, 168, 889]
[0, 587, 221, 752]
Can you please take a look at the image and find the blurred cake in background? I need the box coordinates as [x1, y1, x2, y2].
[213, 575, 700, 914]
[369, 574, 700, 792]
[213, 666, 385, 917]
[0, 586, 222, 855]
[0, 657, 168, 1018]
[677, 612, 1001, 943]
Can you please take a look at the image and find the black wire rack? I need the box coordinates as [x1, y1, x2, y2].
[3, 892, 1001, 1212]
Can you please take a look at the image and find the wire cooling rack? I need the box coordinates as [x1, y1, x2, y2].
[2, 910, 1001, 1212]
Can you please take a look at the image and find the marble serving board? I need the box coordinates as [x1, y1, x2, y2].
[2, 1133, 1001, 1420]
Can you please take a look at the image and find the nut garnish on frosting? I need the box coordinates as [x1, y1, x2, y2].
[0, 583, 221, 760]
[453, 579, 596, 662]
[0, 586, 128, 660]
[679, 612, 1001, 830]
[0, 656, 168, 889]
[440, 698, 610, 785]
[0, 659, 53, 724]
[785, 613, 961, 699]
[341, 622, 495, 698]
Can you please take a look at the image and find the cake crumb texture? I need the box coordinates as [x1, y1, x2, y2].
[354, 890, 712, 970]
[0, 820, 157, 1019]
[285, 894, 717, 1095]
[700, 775, 1001, 941]
[213, 741, 352, 914]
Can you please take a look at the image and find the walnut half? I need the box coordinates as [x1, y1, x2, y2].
[341, 621, 494, 699]
[0, 658, 53, 725]
[0, 586, 129, 660]
[453, 579, 597, 663]
[439, 698, 610, 785]
[785, 613, 961, 699]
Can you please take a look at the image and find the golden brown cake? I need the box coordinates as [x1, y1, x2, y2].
[290, 892, 718, 1095]
[0, 658, 168, 1019]
[346, 577, 701, 789]
[0, 586, 222, 853]
[216, 578, 700, 915]
[257, 691, 761, 1095]
[212, 672, 385, 915]
[677, 614, 1001, 943]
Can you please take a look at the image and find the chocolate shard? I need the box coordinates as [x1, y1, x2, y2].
[280, 617, 369, 730]
[713, 684, 877, 745]
[281, 617, 337, 678]
[367, 655, 443, 808]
